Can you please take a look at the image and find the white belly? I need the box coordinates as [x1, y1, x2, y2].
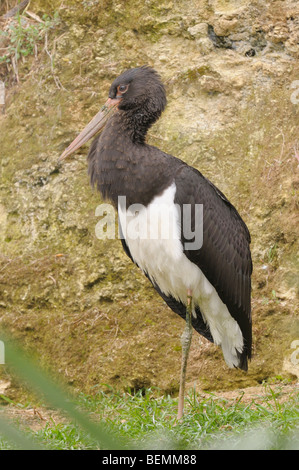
[118, 182, 244, 368]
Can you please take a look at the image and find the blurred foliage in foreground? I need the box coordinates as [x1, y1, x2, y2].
[0, 331, 298, 450]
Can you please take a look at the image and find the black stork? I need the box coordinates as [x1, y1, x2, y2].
[59, 66, 252, 419]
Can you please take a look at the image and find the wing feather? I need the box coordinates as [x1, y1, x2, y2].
[174, 166, 252, 365]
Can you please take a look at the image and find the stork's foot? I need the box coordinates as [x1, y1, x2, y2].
[177, 289, 193, 420]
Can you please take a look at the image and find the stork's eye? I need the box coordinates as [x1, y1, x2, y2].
[117, 84, 129, 94]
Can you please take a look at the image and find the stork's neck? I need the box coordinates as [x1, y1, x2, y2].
[116, 107, 157, 144]
[88, 111, 181, 209]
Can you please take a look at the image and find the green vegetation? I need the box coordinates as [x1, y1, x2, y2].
[0, 335, 298, 450]
[0, 11, 60, 80]
[1, 387, 298, 450]
[77, 386, 299, 450]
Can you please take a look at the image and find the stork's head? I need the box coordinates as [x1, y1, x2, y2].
[109, 66, 166, 115]
[59, 66, 166, 161]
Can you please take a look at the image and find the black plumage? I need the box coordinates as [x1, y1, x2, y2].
[59, 66, 252, 416]
[86, 66, 252, 370]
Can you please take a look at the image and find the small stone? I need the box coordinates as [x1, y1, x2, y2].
[188, 23, 208, 38]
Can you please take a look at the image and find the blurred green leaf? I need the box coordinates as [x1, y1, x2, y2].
[0, 331, 125, 450]
[0, 414, 44, 450]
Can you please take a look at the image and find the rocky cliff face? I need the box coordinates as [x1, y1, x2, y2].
[0, 0, 298, 395]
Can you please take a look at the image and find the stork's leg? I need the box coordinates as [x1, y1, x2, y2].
[177, 289, 193, 420]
